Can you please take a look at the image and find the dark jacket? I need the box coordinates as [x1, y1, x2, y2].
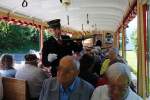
[79, 72, 99, 87]
[42, 36, 73, 76]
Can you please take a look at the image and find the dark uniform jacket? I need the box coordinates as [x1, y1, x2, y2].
[42, 35, 73, 76]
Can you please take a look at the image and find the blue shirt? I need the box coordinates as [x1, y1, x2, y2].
[59, 77, 80, 100]
[0, 69, 16, 78]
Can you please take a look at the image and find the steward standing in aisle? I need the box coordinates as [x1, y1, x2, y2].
[42, 19, 73, 77]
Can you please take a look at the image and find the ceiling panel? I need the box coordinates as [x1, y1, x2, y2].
[0, 0, 135, 32]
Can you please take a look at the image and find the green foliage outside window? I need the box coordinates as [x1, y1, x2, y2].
[0, 21, 40, 53]
[131, 30, 137, 51]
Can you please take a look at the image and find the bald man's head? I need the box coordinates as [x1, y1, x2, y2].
[57, 56, 80, 88]
[59, 56, 80, 71]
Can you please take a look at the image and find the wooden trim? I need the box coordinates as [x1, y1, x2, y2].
[122, 26, 126, 59]
[116, 0, 137, 33]
[113, 32, 118, 48]
[40, 25, 44, 51]
[118, 32, 120, 50]
[0, 10, 47, 27]
[143, 4, 150, 97]
[39, 25, 44, 61]
[137, 0, 147, 98]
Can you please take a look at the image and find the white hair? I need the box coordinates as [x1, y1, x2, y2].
[91, 46, 101, 55]
[109, 48, 119, 55]
[106, 63, 131, 84]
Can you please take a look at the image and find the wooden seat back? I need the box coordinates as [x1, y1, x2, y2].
[2, 77, 29, 100]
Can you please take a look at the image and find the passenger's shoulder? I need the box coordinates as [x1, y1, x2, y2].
[95, 85, 108, 92]
[44, 77, 57, 84]
[80, 78, 94, 89]
[93, 85, 109, 97]
[44, 36, 54, 43]
[16, 66, 26, 72]
[128, 88, 143, 100]
[43, 77, 59, 90]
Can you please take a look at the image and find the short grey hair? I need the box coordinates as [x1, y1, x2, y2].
[110, 48, 119, 55]
[106, 63, 131, 84]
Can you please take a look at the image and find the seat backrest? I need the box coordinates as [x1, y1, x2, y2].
[2, 77, 29, 100]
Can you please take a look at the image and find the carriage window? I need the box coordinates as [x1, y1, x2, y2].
[125, 17, 138, 92]
[0, 21, 40, 68]
[119, 32, 122, 56]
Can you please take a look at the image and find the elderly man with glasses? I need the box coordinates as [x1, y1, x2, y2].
[39, 55, 94, 100]
[91, 63, 142, 100]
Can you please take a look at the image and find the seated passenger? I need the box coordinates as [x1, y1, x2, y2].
[97, 48, 125, 86]
[0, 54, 16, 77]
[96, 58, 110, 86]
[15, 54, 48, 100]
[72, 41, 84, 60]
[107, 48, 126, 65]
[91, 63, 142, 100]
[79, 54, 99, 87]
[39, 55, 94, 100]
[95, 40, 102, 48]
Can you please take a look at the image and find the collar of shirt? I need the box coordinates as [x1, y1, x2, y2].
[59, 77, 80, 100]
[53, 36, 62, 41]
[54, 37, 58, 41]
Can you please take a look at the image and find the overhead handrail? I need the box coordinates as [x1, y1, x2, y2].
[22, 0, 28, 7]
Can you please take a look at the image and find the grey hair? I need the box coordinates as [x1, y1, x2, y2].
[106, 63, 131, 84]
[110, 48, 119, 55]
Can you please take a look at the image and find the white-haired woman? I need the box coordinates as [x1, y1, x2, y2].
[91, 63, 142, 100]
